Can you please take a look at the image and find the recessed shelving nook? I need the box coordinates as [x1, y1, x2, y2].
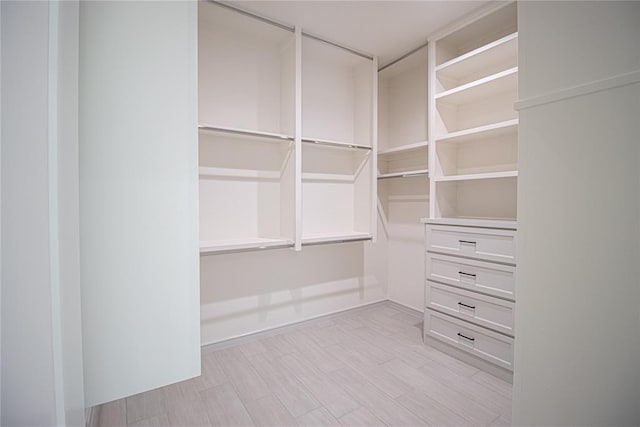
[198, 2, 296, 254]
[430, 1, 518, 221]
[301, 33, 377, 245]
[377, 45, 430, 226]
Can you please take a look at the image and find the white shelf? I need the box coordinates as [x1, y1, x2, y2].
[302, 172, 355, 182]
[199, 167, 281, 180]
[435, 170, 517, 182]
[302, 137, 371, 150]
[301, 231, 372, 245]
[436, 33, 518, 80]
[199, 238, 294, 254]
[436, 119, 518, 144]
[421, 217, 517, 230]
[199, 125, 293, 142]
[378, 140, 428, 156]
[378, 169, 429, 180]
[436, 67, 518, 105]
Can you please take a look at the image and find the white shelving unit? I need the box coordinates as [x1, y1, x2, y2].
[430, 1, 518, 221]
[198, 2, 296, 254]
[301, 34, 377, 245]
[377, 45, 430, 228]
[424, 1, 518, 381]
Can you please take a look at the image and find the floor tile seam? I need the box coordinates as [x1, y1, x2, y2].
[416, 364, 510, 415]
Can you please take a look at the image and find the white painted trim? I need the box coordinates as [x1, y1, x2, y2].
[294, 27, 302, 251]
[47, 3, 66, 425]
[200, 298, 389, 350]
[371, 55, 378, 243]
[516, 69, 640, 111]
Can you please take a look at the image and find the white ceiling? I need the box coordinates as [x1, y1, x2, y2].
[229, 1, 493, 66]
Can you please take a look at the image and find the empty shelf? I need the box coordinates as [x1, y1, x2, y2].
[436, 119, 518, 144]
[200, 238, 294, 254]
[435, 170, 518, 182]
[198, 124, 294, 142]
[436, 67, 518, 105]
[378, 140, 428, 156]
[378, 169, 429, 180]
[301, 231, 372, 245]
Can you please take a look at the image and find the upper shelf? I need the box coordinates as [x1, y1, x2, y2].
[436, 119, 518, 144]
[436, 67, 518, 105]
[378, 140, 428, 156]
[200, 237, 294, 255]
[436, 33, 518, 81]
[199, 125, 294, 142]
[435, 170, 518, 182]
[378, 169, 429, 180]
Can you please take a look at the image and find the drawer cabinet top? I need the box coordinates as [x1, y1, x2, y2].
[421, 217, 517, 231]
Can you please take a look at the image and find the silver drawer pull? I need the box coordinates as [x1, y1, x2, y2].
[458, 240, 476, 244]
[458, 271, 476, 278]
[458, 302, 476, 310]
[457, 332, 475, 341]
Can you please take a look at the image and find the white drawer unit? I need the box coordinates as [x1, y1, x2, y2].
[424, 309, 514, 371]
[426, 281, 515, 336]
[422, 218, 517, 379]
[426, 252, 516, 300]
[425, 223, 516, 264]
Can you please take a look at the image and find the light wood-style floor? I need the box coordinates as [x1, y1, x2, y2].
[93, 302, 512, 426]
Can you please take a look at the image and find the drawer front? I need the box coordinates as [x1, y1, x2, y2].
[426, 224, 516, 264]
[426, 281, 515, 336]
[426, 252, 516, 300]
[424, 309, 514, 371]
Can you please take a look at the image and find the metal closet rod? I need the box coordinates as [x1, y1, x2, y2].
[301, 32, 374, 61]
[378, 41, 428, 72]
[208, 1, 295, 32]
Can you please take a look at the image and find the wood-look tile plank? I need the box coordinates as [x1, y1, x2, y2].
[193, 351, 229, 392]
[333, 315, 366, 330]
[489, 412, 512, 427]
[305, 325, 351, 348]
[284, 331, 345, 373]
[96, 398, 127, 427]
[126, 388, 166, 425]
[338, 407, 385, 427]
[237, 340, 269, 358]
[382, 358, 499, 425]
[244, 395, 298, 427]
[296, 407, 341, 427]
[323, 345, 412, 399]
[395, 389, 470, 427]
[200, 383, 255, 427]
[129, 414, 170, 427]
[329, 368, 424, 426]
[250, 353, 321, 417]
[420, 362, 511, 414]
[471, 370, 513, 400]
[260, 334, 298, 358]
[212, 347, 271, 402]
[163, 378, 201, 407]
[166, 397, 211, 426]
[349, 326, 431, 368]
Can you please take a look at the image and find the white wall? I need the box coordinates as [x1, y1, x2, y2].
[79, 1, 201, 407]
[1, 1, 85, 425]
[513, 2, 640, 425]
[200, 238, 387, 344]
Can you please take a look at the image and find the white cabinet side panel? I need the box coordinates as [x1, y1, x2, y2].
[79, 1, 200, 406]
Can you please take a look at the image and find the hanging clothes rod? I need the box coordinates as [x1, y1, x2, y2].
[302, 31, 374, 61]
[378, 42, 429, 72]
[208, 1, 295, 33]
[302, 138, 372, 151]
